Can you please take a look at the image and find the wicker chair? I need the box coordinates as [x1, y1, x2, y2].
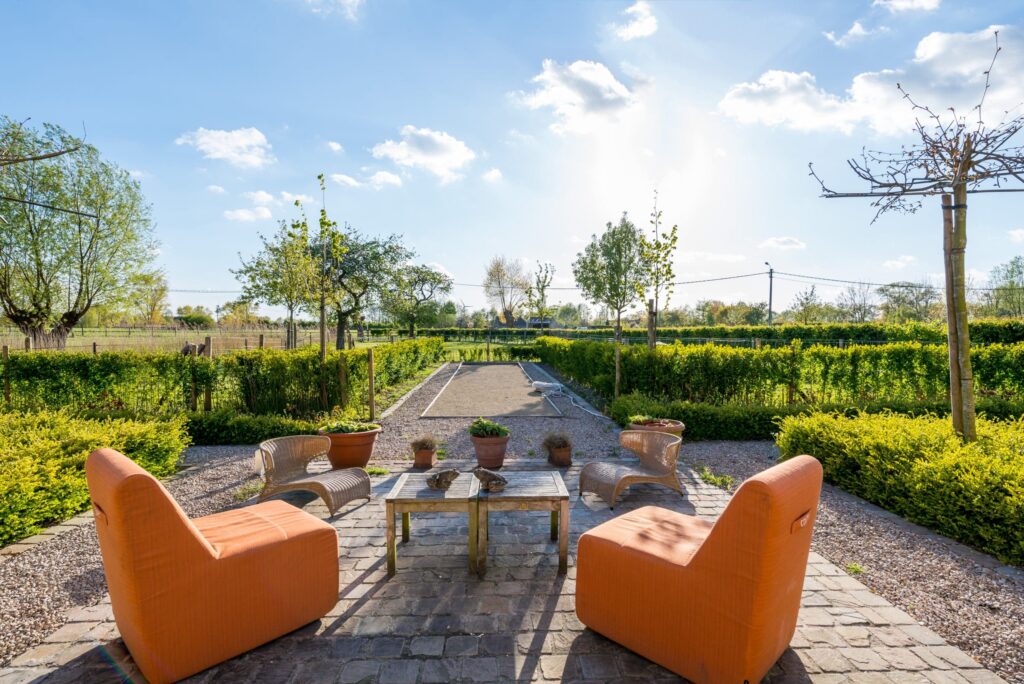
[579, 430, 683, 509]
[254, 435, 371, 516]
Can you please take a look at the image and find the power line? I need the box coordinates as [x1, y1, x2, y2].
[776, 270, 1002, 292]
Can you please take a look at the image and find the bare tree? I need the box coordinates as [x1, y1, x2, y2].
[483, 256, 529, 326]
[837, 284, 877, 323]
[808, 31, 1024, 442]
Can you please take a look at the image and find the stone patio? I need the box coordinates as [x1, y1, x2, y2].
[0, 457, 1005, 684]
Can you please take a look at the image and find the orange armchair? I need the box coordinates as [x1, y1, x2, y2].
[86, 448, 339, 684]
[576, 455, 823, 684]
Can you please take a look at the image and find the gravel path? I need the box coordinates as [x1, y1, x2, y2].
[684, 441, 1024, 684]
[0, 446, 259, 666]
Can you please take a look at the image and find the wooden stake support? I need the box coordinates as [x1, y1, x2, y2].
[368, 348, 376, 422]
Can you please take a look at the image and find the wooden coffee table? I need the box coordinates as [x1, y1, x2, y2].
[384, 472, 480, 577]
[476, 471, 570, 576]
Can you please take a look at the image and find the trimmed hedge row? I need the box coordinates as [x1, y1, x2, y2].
[608, 392, 1024, 441]
[3, 338, 445, 419]
[185, 410, 316, 445]
[366, 319, 1024, 345]
[776, 412, 1024, 566]
[0, 411, 190, 545]
[536, 337, 1024, 406]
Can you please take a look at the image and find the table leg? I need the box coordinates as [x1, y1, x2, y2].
[468, 500, 479, 575]
[476, 500, 488, 576]
[386, 501, 396, 577]
[558, 499, 569, 575]
[550, 510, 558, 541]
[402, 511, 410, 542]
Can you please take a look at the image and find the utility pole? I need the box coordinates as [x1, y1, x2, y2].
[765, 262, 774, 325]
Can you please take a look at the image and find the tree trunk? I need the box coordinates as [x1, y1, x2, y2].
[20, 325, 71, 350]
[942, 194, 963, 436]
[336, 309, 347, 351]
[950, 184, 977, 441]
[647, 298, 656, 350]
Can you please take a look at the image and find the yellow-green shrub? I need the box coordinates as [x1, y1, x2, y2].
[776, 412, 1024, 565]
[0, 411, 190, 546]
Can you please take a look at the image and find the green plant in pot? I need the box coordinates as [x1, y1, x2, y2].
[410, 434, 437, 469]
[468, 417, 511, 469]
[542, 432, 572, 467]
[627, 414, 685, 438]
[318, 419, 382, 469]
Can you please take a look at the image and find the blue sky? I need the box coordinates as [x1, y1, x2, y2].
[6, 0, 1024, 317]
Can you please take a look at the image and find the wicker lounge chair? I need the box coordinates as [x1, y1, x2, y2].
[255, 435, 371, 516]
[575, 455, 823, 683]
[579, 430, 683, 508]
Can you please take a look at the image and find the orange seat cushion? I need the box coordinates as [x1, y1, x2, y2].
[580, 505, 712, 569]
[195, 500, 335, 558]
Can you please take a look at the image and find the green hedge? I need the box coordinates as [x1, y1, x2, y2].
[609, 392, 1024, 441]
[776, 412, 1024, 565]
[3, 338, 445, 419]
[536, 337, 1024, 406]
[0, 411, 190, 546]
[185, 410, 316, 445]
[368, 320, 1024, 345]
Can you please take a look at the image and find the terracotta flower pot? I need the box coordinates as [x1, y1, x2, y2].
[471, 435, 510, 469]
[413, 448, 436, 469]
[318, 427, 381, 469]
[628, 419, 685, 438]
[547, 446, 572, 467]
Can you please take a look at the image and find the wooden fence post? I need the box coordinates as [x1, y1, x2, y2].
[258, 333, 265, 349]
[92, 342, 98, 354]
[2, 345, 9, 404]
[203, 336, 212, 412]
[24, 337, 31, 351]
[367, 348, 376, 422]
[614, 345, 621, 399]
[189, 345, 198, 412]
[486, 333, 491, 362]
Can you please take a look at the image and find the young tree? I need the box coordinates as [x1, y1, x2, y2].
[809, 32, 1024, 441]
[525, 262, 554, 323]
[483, 256, 529, 326]
[216, 299, 263, 327]
[234, 219, 314, 348]
[383, 264, 453, 336]
[987, 256, 1024, 317]
[789, 286, 821, 324]
[0, 119, 155, 348]
[129, 270, 170, 325]
[639, 190, 679, 348]
[572, 213, 646, 341]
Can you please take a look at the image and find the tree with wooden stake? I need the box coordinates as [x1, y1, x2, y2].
[808, 31, 1024, 442]
[638, 190, 678, 350]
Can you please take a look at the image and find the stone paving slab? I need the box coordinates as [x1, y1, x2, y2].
[0, 460, 1005, 683]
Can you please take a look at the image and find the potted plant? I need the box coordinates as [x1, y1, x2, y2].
[542, 432, 572, 467]
[410, 434, 437, 469]
[468, 417, 511, 469]
[318, 419, 382, 469]
[627, 414, 685, 437]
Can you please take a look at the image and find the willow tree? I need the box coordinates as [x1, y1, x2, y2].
[809, 32, 1024, 442]
[0, 119, 154, 348]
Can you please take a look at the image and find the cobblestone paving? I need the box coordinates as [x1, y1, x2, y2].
[0, 458, 1005, 684]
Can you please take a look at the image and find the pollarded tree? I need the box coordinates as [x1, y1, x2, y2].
[383, 264, 453, 337]
[483, 255, 529, 326]
[810, 31, 1024, 441]
[572, 213, 646, 341]
[0, 119, 155, 348]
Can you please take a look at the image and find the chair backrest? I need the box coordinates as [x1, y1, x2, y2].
[256, 435, 331, 484]
[619, 430, 682, 473]
[693, 455, 823, 671]
[85, 449, 215, 648]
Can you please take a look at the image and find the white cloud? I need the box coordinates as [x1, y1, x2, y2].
[330, 173, 363, 188]
[760, 236, 807, 251]
[224, 207, 273, 222]
[304, 0, 363, 21]
[1009, 229, 1024, 243]
[612, 1, 657, 41]
[206, 184, 226, 194]
[244, 190, 276, 206]
[372, 125, 475, 183]
[369, 171, 402, 189]
[505, 129, 536, 145]
[128, 169, 146, 179]
[425, 261, 454, 279]
[680, 251, 747, 263]
[327, 141, 344, 153]
[280, 191, 314, 204]
[482, 168, 503, 183]
[520, 59, 637, 134]
[874, 0, 939, 13]
[824, 21, 888, 48]
[175, 127, 275, 169]
[719, 25, 1018, 136]
[883, 255, 916, 269]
